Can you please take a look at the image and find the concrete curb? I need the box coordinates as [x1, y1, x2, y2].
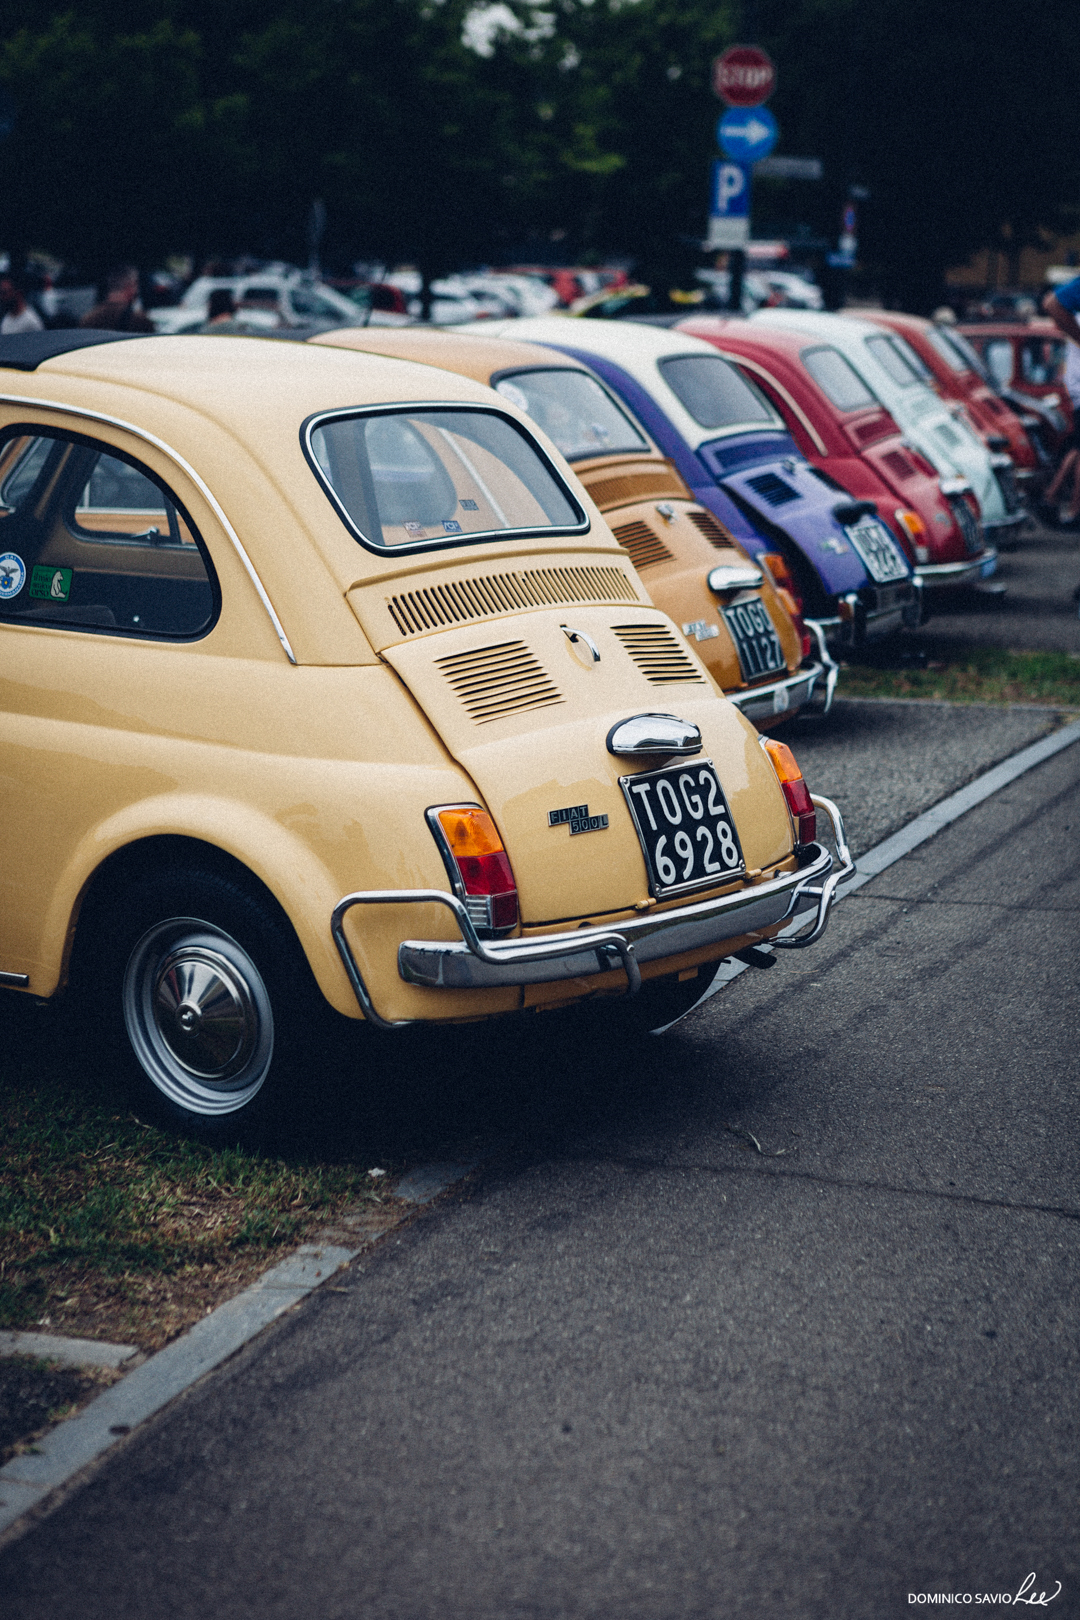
[0, 1160, 476, 1541]
[0, 1333, 138, 1370]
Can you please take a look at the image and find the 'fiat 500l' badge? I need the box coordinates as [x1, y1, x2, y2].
[548, 803, 609, 836]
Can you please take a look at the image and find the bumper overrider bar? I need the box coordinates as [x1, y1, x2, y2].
[331, 795, 853, 1030]
[727, 658, 831, 723]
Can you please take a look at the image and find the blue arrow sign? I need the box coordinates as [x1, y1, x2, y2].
[718, 106, 778, 163]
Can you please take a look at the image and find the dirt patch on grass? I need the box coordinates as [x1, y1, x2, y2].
[0, 1356, 121, 1467]
[2, 1006, 399, 1352]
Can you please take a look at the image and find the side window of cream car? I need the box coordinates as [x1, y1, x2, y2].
[0, 429, 217, 638]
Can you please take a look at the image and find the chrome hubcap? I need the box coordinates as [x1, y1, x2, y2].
[122, 919, 274, 1117]
[154, 947, 258, 1079]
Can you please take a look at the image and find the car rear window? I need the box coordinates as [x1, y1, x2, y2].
[800, 346, 877, 411]
[925, 328, 971, 374]
[658, 354, 777, 431]
[865, 334, 923, 388]
[888, 334, 935, 384]
[305, 406, 585, 553]
[493, 369, 648, 460]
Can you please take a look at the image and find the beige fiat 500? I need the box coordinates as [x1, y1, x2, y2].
[310, 327, 833, 726]
[0, 329, 850, 1136]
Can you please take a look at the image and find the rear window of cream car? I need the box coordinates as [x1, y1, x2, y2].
[303, 404, 588, 555]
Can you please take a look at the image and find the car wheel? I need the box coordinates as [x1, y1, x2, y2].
[86, 865, 336, 1141]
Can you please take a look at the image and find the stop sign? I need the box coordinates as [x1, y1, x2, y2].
[712, 46, 776, 107]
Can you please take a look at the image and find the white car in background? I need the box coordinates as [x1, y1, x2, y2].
[750, 309, 1026, 543]
[149, 273, 369, 334]
[454, 273, 560, 319]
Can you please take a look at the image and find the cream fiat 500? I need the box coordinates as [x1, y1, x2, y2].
[0, 330, 850, 1136]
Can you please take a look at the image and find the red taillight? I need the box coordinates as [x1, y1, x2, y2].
[436, 806, 519, 931]
[801, 630, 813, 660]
[763, 738, 817, 846]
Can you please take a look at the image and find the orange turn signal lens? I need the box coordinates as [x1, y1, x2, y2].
[894, 508, 926, 543]
[763, 739, 816, 846]
[762, 738, 802, 784]
[437, 807, 506, 860]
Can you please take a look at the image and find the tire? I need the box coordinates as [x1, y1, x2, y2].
[81, 863, 344, 1142]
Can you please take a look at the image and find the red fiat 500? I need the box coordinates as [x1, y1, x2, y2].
[864, 311, 1038, 483]
[957, 319, 1072, 459]
[676, 316, 995, 594]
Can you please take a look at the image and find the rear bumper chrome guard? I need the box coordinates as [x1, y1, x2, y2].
[727, 659, 827, 722]
[916, 546, 998, 588]
[331, 797, 853, 1028]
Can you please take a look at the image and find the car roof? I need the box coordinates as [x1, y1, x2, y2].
[0, 334, 571, 646]
[309, 327, 583, 388]
[678, 317, 823, 363]
[749, 308, 889, 342]
[463, 316, 758, 451]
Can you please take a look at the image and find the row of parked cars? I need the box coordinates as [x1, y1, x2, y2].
[0, 301, 1043, 1139]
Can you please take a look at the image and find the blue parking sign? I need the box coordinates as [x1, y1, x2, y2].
[711, 160, 750, 220]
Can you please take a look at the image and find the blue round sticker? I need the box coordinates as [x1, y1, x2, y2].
[0, 553, 26, 600]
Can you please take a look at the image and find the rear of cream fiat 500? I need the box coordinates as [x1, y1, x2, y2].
[0, 332, 850, 1136]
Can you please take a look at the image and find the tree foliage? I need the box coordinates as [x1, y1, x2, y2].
[0, 0, 1078, 305]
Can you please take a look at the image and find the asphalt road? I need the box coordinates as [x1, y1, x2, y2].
[911, 515, 1080, 654]
[3, 725, 1077, 1618]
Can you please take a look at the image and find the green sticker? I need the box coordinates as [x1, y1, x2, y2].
[29, 565, 73, 603]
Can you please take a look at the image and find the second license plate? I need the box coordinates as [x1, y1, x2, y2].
[722, 598, 787, 681]
[620, 759, 745, 898]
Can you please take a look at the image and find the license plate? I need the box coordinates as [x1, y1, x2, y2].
[721, 599, 787, 681]
[845, 518, 910, 584]
[620, 760, 745, 898]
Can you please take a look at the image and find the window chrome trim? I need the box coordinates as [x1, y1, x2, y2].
[300, 401, 590, 558]
[0, 393, 297, 663]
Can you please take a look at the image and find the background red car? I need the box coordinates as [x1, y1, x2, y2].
[675, 316, 995, 594]
[865, 311, 1039, 482]
[957, 318, 1072, 460]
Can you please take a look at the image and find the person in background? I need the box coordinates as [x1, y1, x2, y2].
[0, 276, 44, 334]
[193, 288, 248, 333]
[80, 266, 154, 332]
[1043, 277, 1080, 604]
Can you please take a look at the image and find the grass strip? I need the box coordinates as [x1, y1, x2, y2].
[837, 645, 1080, 707]
[1, 1013, 390, 1350]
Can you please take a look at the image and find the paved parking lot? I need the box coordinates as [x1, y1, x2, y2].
[1, 520, 1077, 1618]
[3, 741, 1078, 1615]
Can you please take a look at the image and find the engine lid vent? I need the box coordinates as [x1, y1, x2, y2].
[611, 520, 673, 570]
[613, 623, 706, 685]
[583, 468, 684, 508]
[436, 640, 564, 725]
[386, 564, 639, 637]
[746, 471, 800, 507]
[685, 509, 734, 549]
[882, 449, 915, 481]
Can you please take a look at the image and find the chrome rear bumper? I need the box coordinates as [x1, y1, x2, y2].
[331, 796, 853, 1029]
[728, 658, 828, 723]
[915, 545, 998, 589]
